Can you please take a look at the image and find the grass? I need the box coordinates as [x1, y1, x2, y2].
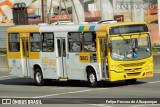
[0, 51, 6, 55]
[152, 47, 160, 52]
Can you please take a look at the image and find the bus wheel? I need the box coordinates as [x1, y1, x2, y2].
[87, 70, 97, 87]
[125, 79, 137, 85]
[34, 68, 44, 86]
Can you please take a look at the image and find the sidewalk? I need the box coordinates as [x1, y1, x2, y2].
[154, 64, 160, 73]
[0, 67, 8, 72]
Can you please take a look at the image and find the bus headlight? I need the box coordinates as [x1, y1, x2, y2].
[111, 65, 123, 72]
[145, 62, 153, 70]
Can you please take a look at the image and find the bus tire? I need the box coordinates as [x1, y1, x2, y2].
[87, 69, 97, 87]
[125, 79, 137, 85]
[34, 68, 44, 86]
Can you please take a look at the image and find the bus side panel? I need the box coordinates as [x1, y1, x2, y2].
[40, 52, 58, 79]
[7, 32, 24, 77]
[9, 59, 24, 77]
[66, 53, 87, 80]
[66, 53, 99, 81]
[28, 60, 40, 78]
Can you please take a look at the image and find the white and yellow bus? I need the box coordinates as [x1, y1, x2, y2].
[6, 21, 153, 87]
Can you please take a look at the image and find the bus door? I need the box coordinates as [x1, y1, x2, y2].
[99, 38, 109, 79]
[21, 37, 30, 77]
[56, 38, 67, 79]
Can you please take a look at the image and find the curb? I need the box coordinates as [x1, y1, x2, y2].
[0, 68, 8, 72]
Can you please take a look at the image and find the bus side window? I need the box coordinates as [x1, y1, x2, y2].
[30, 33, 41, 52]
[41, 32, 54, 52]
[68, 32, 81, 52]
[83, 32, 96, 52]
[8, 33, 20, 52]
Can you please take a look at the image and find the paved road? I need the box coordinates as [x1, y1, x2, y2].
[0, 70, 160, 107]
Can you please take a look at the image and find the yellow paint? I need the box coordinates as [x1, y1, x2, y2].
[59, 78, 68, 81]
[7, 26, 39, 33]
[107, 51, 154, 81]
[79, 53, 90, 63]
[7, 52, 21, 59]
[96, 32, 107, 38]
[108, 22, 147, 28]
[20, 33, 28, 38]
[7, 26, 39, 60]
[42, 57, 56, 66]
[109, 69, 153, 82]
[84, 26, 90, 31]
[110, 33, 148, 40]
[96, 33, 107, 63]
[99, 25, 107, 31]
[29, 52, 40, 59]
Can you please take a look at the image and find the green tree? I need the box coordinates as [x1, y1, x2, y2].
[144, 0, 157, 4]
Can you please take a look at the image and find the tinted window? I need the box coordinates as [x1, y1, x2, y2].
[68, 32, 81, 52]
[30, 33, 41, 52]
[109, 24, 148, 35]
[83, 32, 96, 52]
[8, 33, 20, 52]
[42, 32, 54, 52]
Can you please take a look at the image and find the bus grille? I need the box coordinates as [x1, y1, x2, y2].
[120, 62, 146, 67]
[126, 72, 141, 76]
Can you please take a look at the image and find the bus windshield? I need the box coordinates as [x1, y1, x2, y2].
[110, 34, 151, 61]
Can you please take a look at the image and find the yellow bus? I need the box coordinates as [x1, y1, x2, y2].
[6, 21, 153, 87]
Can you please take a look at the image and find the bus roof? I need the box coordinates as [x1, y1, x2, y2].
[7, 25, 39, 33]
[7, 22, 147, 33]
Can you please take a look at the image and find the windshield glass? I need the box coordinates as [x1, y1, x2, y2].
[110, 35, 151, 61]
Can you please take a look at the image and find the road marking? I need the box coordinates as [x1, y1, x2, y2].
[130, 104, 160, 107]
[33, 88, 108, 98]
[0, 96, 30, 98]
[154, 72, 160, 74]
[148, 81, 160, 84]
[0, 75, 14, 79]
[90, 104, 113, 107]
[32, 80, 160, 98]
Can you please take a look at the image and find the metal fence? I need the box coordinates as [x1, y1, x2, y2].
[0, 26, 12, 50]
[0, 55, 7, 69]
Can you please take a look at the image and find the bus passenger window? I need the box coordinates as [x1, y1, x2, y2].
[41, 32, 54, 52]
[30, 33, 41, 52]
[83, 32, 96, 52]
[8, 33, 20, 52]
[68, 32, 81, 52]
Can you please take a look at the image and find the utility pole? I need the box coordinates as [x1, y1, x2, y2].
[158, 0, 160, 35]
[71, 0, 85, 23]
[100, 0, 114, 21]
[131, 0, 144, 22]
[48, 0, 53, 24]
[41, 0, 47, 23]
[94, 0, 100, 11]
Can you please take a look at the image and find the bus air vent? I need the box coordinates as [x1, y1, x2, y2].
[120, 62, 146, 67]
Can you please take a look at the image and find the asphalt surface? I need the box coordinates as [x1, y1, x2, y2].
[0, 68, 160, 107]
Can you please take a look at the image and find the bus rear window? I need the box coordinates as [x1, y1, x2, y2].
[8, 33, 20, 52]
[109, 24, 148, 35]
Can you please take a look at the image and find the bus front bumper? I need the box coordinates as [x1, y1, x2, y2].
[109, 70, 153, 82]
